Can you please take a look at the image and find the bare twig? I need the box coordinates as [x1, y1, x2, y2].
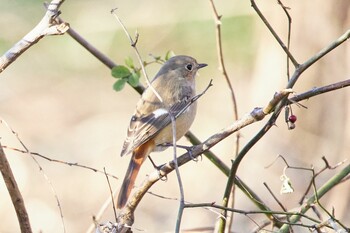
[208, 0, 239, 124]
[3, 146, 118, 180]
[277, 0, 292, 80]
[184, 203, 322, 225]
[104, 168, 117, 222]
[263, 182, 287, 212]
[0, 142, 32, 233]
[250, 0, 299, 67]
[0, 0, 69, 73]
[208, 1, 240, 231]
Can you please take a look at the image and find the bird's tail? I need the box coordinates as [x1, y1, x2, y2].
[117, 141, 154, 208]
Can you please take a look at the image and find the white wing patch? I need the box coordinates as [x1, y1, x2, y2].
[152, 108, 169, 118]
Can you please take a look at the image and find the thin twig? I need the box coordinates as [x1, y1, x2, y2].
[250, 0, 299, 67]
[208, 1, 240, 230]
[277, 0, 292, 80]
[184, 203, 322, 225]
[170, 112, 184, 233]
[263, 183, 287, 212]
[111, 8, 162, 102]
[104, 168, 118, 221]
[2, 146, 118, 180]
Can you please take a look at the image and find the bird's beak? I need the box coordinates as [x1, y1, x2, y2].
[197, 63, 208, 69]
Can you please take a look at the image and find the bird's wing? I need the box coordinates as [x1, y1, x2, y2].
[120, 97, 192, 156]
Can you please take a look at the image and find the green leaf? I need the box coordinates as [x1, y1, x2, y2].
[113, 78, 127, 91]
[128, 71, 140, 87]
[165, 50, 175, 61]
[111, 65, 131, 79]
[125, 57, 134, 69]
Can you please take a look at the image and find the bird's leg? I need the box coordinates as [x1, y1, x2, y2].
[148, 156, 167, 181]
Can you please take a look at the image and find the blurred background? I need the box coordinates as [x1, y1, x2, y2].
[0, 0, 349, 232]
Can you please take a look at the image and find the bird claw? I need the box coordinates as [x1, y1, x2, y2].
[160, 173, 168, 181]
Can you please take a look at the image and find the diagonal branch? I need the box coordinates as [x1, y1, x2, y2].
[0, 0, 69, 73]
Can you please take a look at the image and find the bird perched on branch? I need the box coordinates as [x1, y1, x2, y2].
[117, 55, 207, 208]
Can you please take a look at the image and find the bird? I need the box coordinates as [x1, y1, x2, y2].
[117, 55, 207, 208]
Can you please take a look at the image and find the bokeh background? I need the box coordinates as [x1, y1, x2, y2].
[0, 0, 349, 232]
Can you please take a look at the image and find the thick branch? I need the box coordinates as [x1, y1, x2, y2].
[0, 0, 69, 73]
[0, 142, 32, 233]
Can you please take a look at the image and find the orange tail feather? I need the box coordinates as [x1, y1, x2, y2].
[117, 140, 154, 208]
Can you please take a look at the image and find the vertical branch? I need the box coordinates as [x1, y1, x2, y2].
[208, 0, 239, 125]
[277, 0, 292, 80]
[0, 142, 32, 233]
[208, 0, 240, 232]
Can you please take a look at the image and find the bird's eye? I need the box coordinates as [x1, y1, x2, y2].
[186, 64, 193, 71]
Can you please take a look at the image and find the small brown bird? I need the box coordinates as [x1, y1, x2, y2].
[117, 55, 207, 208]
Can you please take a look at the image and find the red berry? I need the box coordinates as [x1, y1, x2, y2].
[289, 115, 297, 123]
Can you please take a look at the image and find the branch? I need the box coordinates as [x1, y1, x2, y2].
[288, 79, 350, 104]
[0, 0, 69, 73]
[0, 142, 32, 233]
[208, 1, 240, 230]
